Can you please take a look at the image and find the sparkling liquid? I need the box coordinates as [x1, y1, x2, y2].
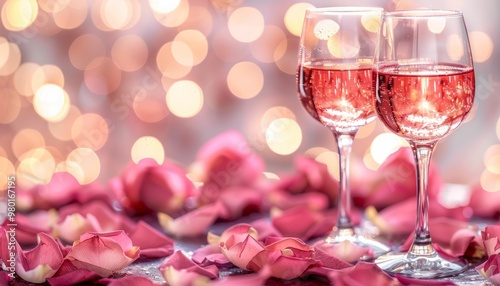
[297, 62, 375, 134]
[374, 64, 475, 142]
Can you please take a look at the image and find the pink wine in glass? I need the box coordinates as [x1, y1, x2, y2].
[375, 63, 475, 142]
[297, 61, 376, 134]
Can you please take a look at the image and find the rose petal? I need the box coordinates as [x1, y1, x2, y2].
[158, 250, 219, 284]
[249, 219, 283, 241]
[468, 184, 500, 219]
[218, 187, 263, 220]
[314, 240, 374, 263]
[48, 260, 100, 286]
[478, 254, 500, 285]
[328, 262, 398, 286]
[266, 189, 330, 212]
[482, 225, 500, 256]
[192, 243, 232, 268]
[158, 202, 225, 238]
[129, 220, 175, 258]
[271, 206, 334, 241]
[395, 274, 457, 285]
[193, 130, 265, 205]
[0, 230, 65, 284]
[56, 213, 101, 243]
[98, 275, 158, 286]
[66, 230, 140, 277]
[211, 265, 271, 286]
[3, 210, 57, 246]
[352, 148, 442, 210]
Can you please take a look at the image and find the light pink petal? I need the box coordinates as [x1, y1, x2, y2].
[58, 200, 136, 233]
[13, 232, 65, 283]
[98, 275, 158, 286]
[221, 233, 265, 270]
[194, 130, 265, 205]
[329, 262, 398, 286]
[192, 243, 232, 268]
[158, 202, 225, 237]
[31, 172, 82, 209]
[272, 206, 334, 241]
[67, 230, 140, 277]
[158, 250, 219, 279]
[468, 184, 500, 219]
[250, 219, 283, 241]
[56, 213, 101, 243]
[479, 254, 500, 285]
[395, 274, 456, 285]
[482, 225, 500, 257]
[314, 240, 374, 263]
[303, 246, 352, 277]
[266, 189, 330, 211]
[218, 187, 264, 220]
[352, 148, 442, 210]
[128, 220, 174, 258]
[4, 210, 55, 245]
[211, 265, 272, 286]
[48, 260, 100, 286]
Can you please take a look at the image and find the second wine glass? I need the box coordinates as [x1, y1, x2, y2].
[296, 6, 389, 257]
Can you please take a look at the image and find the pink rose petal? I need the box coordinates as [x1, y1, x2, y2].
[218, 187, 264, 220]
[328, 262, 398, 286]
[158, 201, 226, 237]
[266, 189, 330, 212]
[211, 265, 272, 286]
[272, 206, 334, 241]
[314, 240, 374, 263]
[250, 219, 283, 241]
[128, 220, 175, 258]
[352, 148, 442, 210]
[98, 275, 158, 286]
[192, 243, 232, 268]
[158, 250, 219, 285]
[48, 260, 100, 286]
[270, 156, 338, 206]
[66, 230, 140, 277]
[4, 210, 56, 246]
[482, 225, 500, 256]
[193, 130, 265, 205]
[468, 184, 500, 219]
[478, 253, 500, 286]
[110, 158, 196, 215]
[0, 230, 64, 284]
[395, 274, 457, 285]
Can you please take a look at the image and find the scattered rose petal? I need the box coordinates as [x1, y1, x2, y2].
[129, 220, 175, 258]
[247, 237, 319, 280]
[271, 206, 334, 241]
[250, 219, 283, 241]
[56, 213, 101, 243]
[270, 156, 338, 206]
[192, 243, 232, 268]
[66, 230, 140, 277]
[467, 184, 500, 219]
[217, 187, 264, 220]
[477, 253, 500, 286]
[328, 262, 399, 286]
[192, 130, 265, 205]
[219, 224, 265, 270]
[314, 240, 374, 263]
[4, 210, 57, 246]
[58, 200, 136, 234]
[266, 189, 330, 212]
[48, 260, 100, 286]
[482, 225, 500, 256]
[159, 250, 219, 285]
[158, 201, 226, 237]
[352, 148, 442, 210]
[98, 274, 159, 286]
[395, 274, 457, 285]
[110, 158, 196, 215]
[0, 230, 64, 284]
[211, 265, 271, 286]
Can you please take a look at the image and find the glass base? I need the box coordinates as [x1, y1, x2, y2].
[375, 251, 468, 279]
[325, 227, 391, 259]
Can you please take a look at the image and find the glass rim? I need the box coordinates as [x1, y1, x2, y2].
[306, 6, 384, 15]
[383, 9, 463, 18]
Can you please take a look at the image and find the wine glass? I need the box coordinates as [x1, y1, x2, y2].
[297, 7, 390, 257]
[373, 9, 475, 278]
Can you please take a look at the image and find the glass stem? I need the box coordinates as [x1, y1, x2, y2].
[409, 142, 436, 256]
[334, 132, 355, 230]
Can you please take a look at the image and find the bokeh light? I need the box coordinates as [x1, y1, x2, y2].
[166, 80, 203, 118]
[112, 34, 148, 72]
[71, 113, 109, 151]
[265, 118, 302, 155]
[228, 7, 265, 43]
[227, 61, 264, 99]
[66, 148, 101, 184]
[284, 3, 314, 37]
[69, 34, 106, 70]
[131, 136, 165, 164]
[316, 151, 339, 180]
[0, 41, 21, 76]
[370, 133, 406, 165]
[469, 31, 494, 63]
[12, 129, 45, 160]
[0, 87, 21, 124]
[1, 0, 38, 31]
[33, 84, 71, 122]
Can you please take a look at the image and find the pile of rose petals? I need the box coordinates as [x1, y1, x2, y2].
[1, 130, 500, 285]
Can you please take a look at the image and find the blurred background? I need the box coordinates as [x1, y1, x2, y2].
[0, 0, 499, 192]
